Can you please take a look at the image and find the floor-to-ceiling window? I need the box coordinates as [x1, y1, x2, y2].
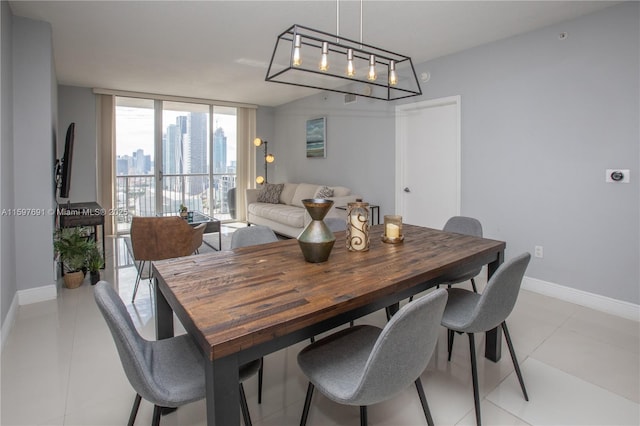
[162, 101, 211, 215]
[114, 96, 238, 234]
[211, 106, 238, 220]
[114, 97, 155, 233]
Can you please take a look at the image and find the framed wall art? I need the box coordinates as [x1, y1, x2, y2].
[306, 117, 326, 158]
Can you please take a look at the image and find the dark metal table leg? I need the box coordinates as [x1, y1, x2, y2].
[206, 356, 240, 425]
[485, 251, 504, 362]
[154, 278, 174, 340]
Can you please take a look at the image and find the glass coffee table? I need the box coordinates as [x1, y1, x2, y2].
[188, 211, 221, 251]
[162, 211, 221, 251]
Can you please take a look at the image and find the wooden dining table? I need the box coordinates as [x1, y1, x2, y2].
[153, 224, 506, 425]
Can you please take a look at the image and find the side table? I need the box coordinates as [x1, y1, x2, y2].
[335, 204, 380, 225]
[58, 201, 106, 268]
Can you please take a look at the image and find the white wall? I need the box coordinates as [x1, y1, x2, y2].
[12, 16, 57, 294]
[273, 3, 639, 306]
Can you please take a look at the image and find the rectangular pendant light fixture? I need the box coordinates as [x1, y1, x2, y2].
[265, 24, 422, 101]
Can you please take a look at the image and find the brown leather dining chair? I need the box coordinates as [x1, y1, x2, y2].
[130, 216, 205, 303]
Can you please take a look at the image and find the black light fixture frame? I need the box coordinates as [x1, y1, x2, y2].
[265, 24, 422, 101]
[261, 140, 269, 184]
[255, 139, 273, 185]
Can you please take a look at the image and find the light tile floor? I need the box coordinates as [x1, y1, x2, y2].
[2, 229, 639, 426]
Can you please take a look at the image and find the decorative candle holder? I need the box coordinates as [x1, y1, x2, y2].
[382, 215, 404, 243]
[346, 201, 370, 252]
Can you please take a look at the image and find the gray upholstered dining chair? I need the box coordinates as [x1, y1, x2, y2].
[441, 252, 531, 426]
[297, 289, 448, 426]
[230, 225, 278, 249]
[94, 281, 260, 426]
[439, 216, 484, 292]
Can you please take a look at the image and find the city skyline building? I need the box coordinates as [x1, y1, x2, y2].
[213, 126, 227, 174]
[116, 150, 152, 175]
[187, 112, 208, 195]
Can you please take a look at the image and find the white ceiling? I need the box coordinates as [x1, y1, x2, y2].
[9, 1, 618, 107]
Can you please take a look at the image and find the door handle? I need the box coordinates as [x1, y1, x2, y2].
[404, 187, 411, 193]
[158, 170, 163, 182]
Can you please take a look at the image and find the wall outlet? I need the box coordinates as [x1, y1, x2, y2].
[534, 245, 543, 258]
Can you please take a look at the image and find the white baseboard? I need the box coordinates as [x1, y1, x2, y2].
[17, 284, 58, 305]
[522, 276, 639, 322]
[1, 293, 18, 352]
[1, 285, 57, 353]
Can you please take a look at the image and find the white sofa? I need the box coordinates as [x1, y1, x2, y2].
[246, 183, 360, 238]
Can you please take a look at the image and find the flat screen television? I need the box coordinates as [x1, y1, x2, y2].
[58, 122, 75, 199]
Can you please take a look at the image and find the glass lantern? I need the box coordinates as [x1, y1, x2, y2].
[346, 201, 370, 252]
[382, 215, 404, 243]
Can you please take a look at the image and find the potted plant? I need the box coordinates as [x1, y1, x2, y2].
[179, 203, 188, 219]
[86, 243, 104, 285]
[53, 227, 93, 289]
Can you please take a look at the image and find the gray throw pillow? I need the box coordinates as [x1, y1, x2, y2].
[257, 183, 284, 204]
[314, 186, 334, 199]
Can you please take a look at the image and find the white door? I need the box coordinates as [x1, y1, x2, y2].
[395, 96, 460, 229]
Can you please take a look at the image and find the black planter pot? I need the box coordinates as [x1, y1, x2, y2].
[90, 271, 100, 285]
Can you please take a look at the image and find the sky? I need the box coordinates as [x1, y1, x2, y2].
[115, 104, 238, 170]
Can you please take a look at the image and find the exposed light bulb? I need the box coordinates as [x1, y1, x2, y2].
[346, 49, 356, 77]
[319, 42, 329, 72]
[256, 176, 265, 185]
[292, 34, 302, 67]
[389, 60, 398, 86]
[265, 154, 275, 163]
[367, 55, 377, 81]
[253, 137, 263, 147]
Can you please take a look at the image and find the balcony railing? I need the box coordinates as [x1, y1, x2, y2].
[115, 174, 237, 233]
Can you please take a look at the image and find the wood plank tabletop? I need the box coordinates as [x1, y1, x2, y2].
[153, 224, 505, 361]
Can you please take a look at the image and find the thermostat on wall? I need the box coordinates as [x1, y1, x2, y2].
[605, 169, 630, 183]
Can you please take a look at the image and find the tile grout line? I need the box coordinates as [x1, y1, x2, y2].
[61, 286, 82, 426]
[525, 302, 577, 359]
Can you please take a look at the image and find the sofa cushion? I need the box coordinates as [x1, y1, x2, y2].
[280, 183, 298, 205]
[257, 183, 284, 204]
[331, 186, 351, 197]
[248, 202, 306, 228]
[314, 186, 334, 198]
[291, 183, 320, 207]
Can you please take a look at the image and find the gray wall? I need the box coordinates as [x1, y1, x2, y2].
[273, 3, 639, 304]
[256, 106, 275, 145]
[268, 94, 397, 211]
[11, 17, 57, 294]
[1, 0, 17, 327]
[57, 85, 97, 203]
[1, 11, 58, 331]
